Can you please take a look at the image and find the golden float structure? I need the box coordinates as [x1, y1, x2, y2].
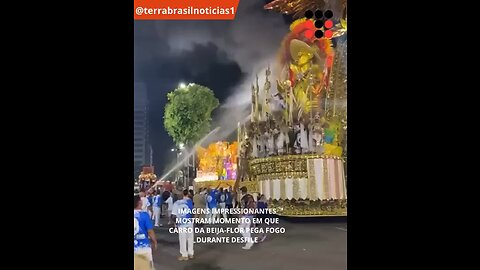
[235, 0, 347, 217]
[244, 154, 346, 217]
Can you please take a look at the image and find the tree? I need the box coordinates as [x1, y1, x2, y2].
[164, 84, 219, 146]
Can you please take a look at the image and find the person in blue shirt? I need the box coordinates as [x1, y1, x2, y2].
[134, 195, 157, 268]
[224, 187, 233, 217]
[217, 188, 228, 220]
[153, 191, 163, 227]
[172, 190, 194, 261]
[206, 184, 220, 223]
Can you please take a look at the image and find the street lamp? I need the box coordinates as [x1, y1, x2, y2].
[171, 148, 175, 152]
[179, 82, 186, 88]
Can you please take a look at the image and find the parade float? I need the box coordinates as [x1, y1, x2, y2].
[142, 166, 175, 192]
[193, 141, 238, 191]
[138, 166, 157, 190]
[235, 0, 347, 217]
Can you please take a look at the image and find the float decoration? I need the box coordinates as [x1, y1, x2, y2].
[264, 0, 347, 20]
[138, 166, 157, 190]
[234, 2, 347, 216]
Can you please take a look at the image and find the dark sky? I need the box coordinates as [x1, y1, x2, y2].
[134, 0, 291, 175]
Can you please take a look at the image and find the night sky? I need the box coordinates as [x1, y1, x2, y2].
[134, 0, 291, 175]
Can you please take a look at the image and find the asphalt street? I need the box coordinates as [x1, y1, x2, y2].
[151, 216, 347, 270]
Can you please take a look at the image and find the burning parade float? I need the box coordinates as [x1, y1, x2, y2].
[193, 141, 238, 190]
[235, 0, 347, 217]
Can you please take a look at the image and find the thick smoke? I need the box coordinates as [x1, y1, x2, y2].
[135, 0, 290, 174]
[148, 0, 288, 145]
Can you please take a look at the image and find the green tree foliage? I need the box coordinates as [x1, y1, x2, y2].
[164, 84, 219, 146]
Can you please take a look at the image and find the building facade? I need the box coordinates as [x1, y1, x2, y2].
[134, 83, 151, 178]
